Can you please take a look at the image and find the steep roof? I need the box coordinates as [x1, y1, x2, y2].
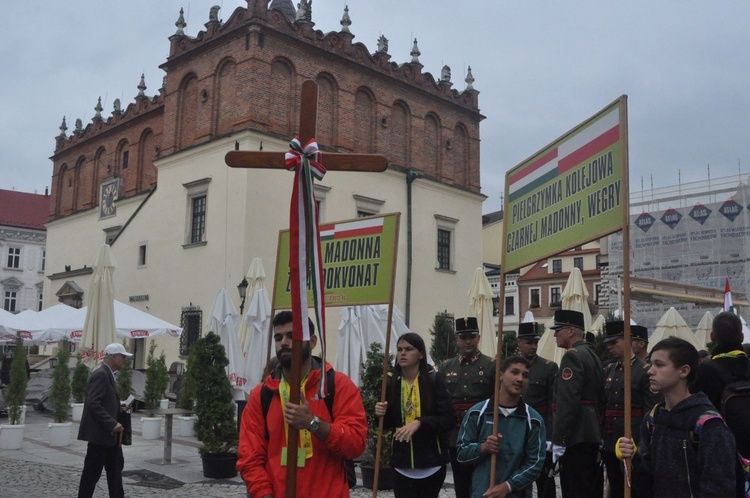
[0, 189, 50, 230]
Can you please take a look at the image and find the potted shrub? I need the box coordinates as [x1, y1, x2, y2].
[0, 333, 28, 449]
[70, 353, 89, 422]
[189, 332, 238, 478]
[116, 340, 133, 403]
[359, 341, 394, 490]
[48, 339, 72, 447]
[141, 342, 169, 439]
[176, 345, 197, 437]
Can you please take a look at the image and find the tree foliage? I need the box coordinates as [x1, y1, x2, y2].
[359, 342, 393, 467]
[50, 339, 72, 423]
[188, 332, 238, 455]
[143, 341, 169, 410]
[5, 334, 28, 425]
[71, 353, 89, 404]
[429, 311, 458, 363]
[115, 341, 133, 402]
[178, 344, 196, 410]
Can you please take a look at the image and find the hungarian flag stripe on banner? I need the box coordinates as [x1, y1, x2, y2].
[507, 107, 620, 202]
[320, 217, 385, 241]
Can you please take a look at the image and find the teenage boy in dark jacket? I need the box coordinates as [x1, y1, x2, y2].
[617, 337, 737, 497]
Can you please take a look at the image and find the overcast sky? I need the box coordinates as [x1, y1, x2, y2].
[2, 1, 749, 214]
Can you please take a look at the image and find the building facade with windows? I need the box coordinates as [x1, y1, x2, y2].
[44, 2, 484, 367]
[517, 243, 603, 326]
[0, 189, 50, 313]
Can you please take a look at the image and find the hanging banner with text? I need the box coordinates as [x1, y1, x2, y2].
[503, 96, 628, 272]
[273, 213, 400, 308]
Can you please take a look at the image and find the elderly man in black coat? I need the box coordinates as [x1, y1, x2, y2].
[77, 343, 132, 498]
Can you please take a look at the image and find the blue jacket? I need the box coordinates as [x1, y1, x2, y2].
[456, 399, 546, 498]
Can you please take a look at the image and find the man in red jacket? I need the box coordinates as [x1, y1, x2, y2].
[237, 311, 367, 498]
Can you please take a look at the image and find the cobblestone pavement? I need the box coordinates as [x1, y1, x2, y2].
[0, 409, 460, 497]
[0, 455, 458, 497]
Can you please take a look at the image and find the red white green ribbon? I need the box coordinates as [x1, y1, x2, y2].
[285, 136, 328, 397]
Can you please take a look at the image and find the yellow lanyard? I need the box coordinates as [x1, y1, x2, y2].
[279, 374, 314, 460]
[401, 374, 421, 425]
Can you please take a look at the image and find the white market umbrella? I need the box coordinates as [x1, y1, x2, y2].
[741, 315, 750, 343]
[523, 310, 535, 323]
[337, 303, 425, 381]
[206, 288, 245, 399]
[561, 267, 594, 333]
[694, 311, 714, 350]
[80, 244, 117, 365]
[468, 267, 496, 358]
[369, 304, 436, 366]
[238, 259, 273, 392]
[335, 306, 383, 387]
[538, 268, 593, 365]
[110, 301, 182, 339]
[648, 307, 700, 352]
[591, 314, 607, 335]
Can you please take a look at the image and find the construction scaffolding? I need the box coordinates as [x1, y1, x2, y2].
[606, 173, 750, 331]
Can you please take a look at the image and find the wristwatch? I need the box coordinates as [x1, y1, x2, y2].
[309, 416, 321, 433]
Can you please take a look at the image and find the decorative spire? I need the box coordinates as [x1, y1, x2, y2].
[440, 65, 452, 86]
[113, 99, 122, 116]
[340, 5, 351, 33]
[93, 97, 103, 121]
[376, 35, 389, 54]
[465, 66, 475, 91]
[137, 73, 147, 98]
[58, 116, 68, 138]
[410, 38, 421, 64]
[175, 7, 186, 35]
[295, 0, 313, 25]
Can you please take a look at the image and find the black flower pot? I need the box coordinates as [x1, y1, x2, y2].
[360, 463, 394, 490]
[201, 452, 238, 479]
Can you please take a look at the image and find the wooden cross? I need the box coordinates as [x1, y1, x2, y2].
[225, 80, 388, 498]
[225, 80, 388, 172]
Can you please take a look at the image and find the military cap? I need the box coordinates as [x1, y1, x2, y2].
[549, 309, 585, 331]
[518, 322, 541, 340]
[604, 321, 625, 343]
[455, 316, 479, 336]
[631, 325, 648, 342]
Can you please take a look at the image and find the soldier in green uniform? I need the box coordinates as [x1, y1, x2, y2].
[439, 317, 495, 498]
[601, 322, 660, 498]
[516, 322, 558, 498]
[550, 309, 604, 498]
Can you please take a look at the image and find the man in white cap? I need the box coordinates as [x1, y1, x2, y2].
[78, 343, 132, 498]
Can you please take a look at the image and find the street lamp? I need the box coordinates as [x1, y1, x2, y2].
[237, 277, 249, 315]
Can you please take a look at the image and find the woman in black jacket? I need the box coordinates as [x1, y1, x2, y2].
[375, 333, 456, 498]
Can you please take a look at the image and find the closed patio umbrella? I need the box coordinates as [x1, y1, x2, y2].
[207, 288, 244, 400]
[80, 244, 117, 365]
[467, 267, 496, 358]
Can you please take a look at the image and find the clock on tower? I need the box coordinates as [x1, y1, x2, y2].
[100, 181, 118, 218]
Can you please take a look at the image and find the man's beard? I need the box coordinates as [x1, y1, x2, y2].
[277, 342, 312, 368]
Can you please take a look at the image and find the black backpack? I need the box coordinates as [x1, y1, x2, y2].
[717, 364, 750, 459]
[260, 368, 357, 489]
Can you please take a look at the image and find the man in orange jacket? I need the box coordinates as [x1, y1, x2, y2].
[237, 311, 367, 498]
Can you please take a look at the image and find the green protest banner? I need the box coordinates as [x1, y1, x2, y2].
[273, 213, 400, 307]
[503, 96, 628, 272]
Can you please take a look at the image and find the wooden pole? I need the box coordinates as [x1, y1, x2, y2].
[285, 339, 303, 498]
[618, 96, 633, 498]
[488, 275, 507, 488]
[372, 214, 400, 498]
